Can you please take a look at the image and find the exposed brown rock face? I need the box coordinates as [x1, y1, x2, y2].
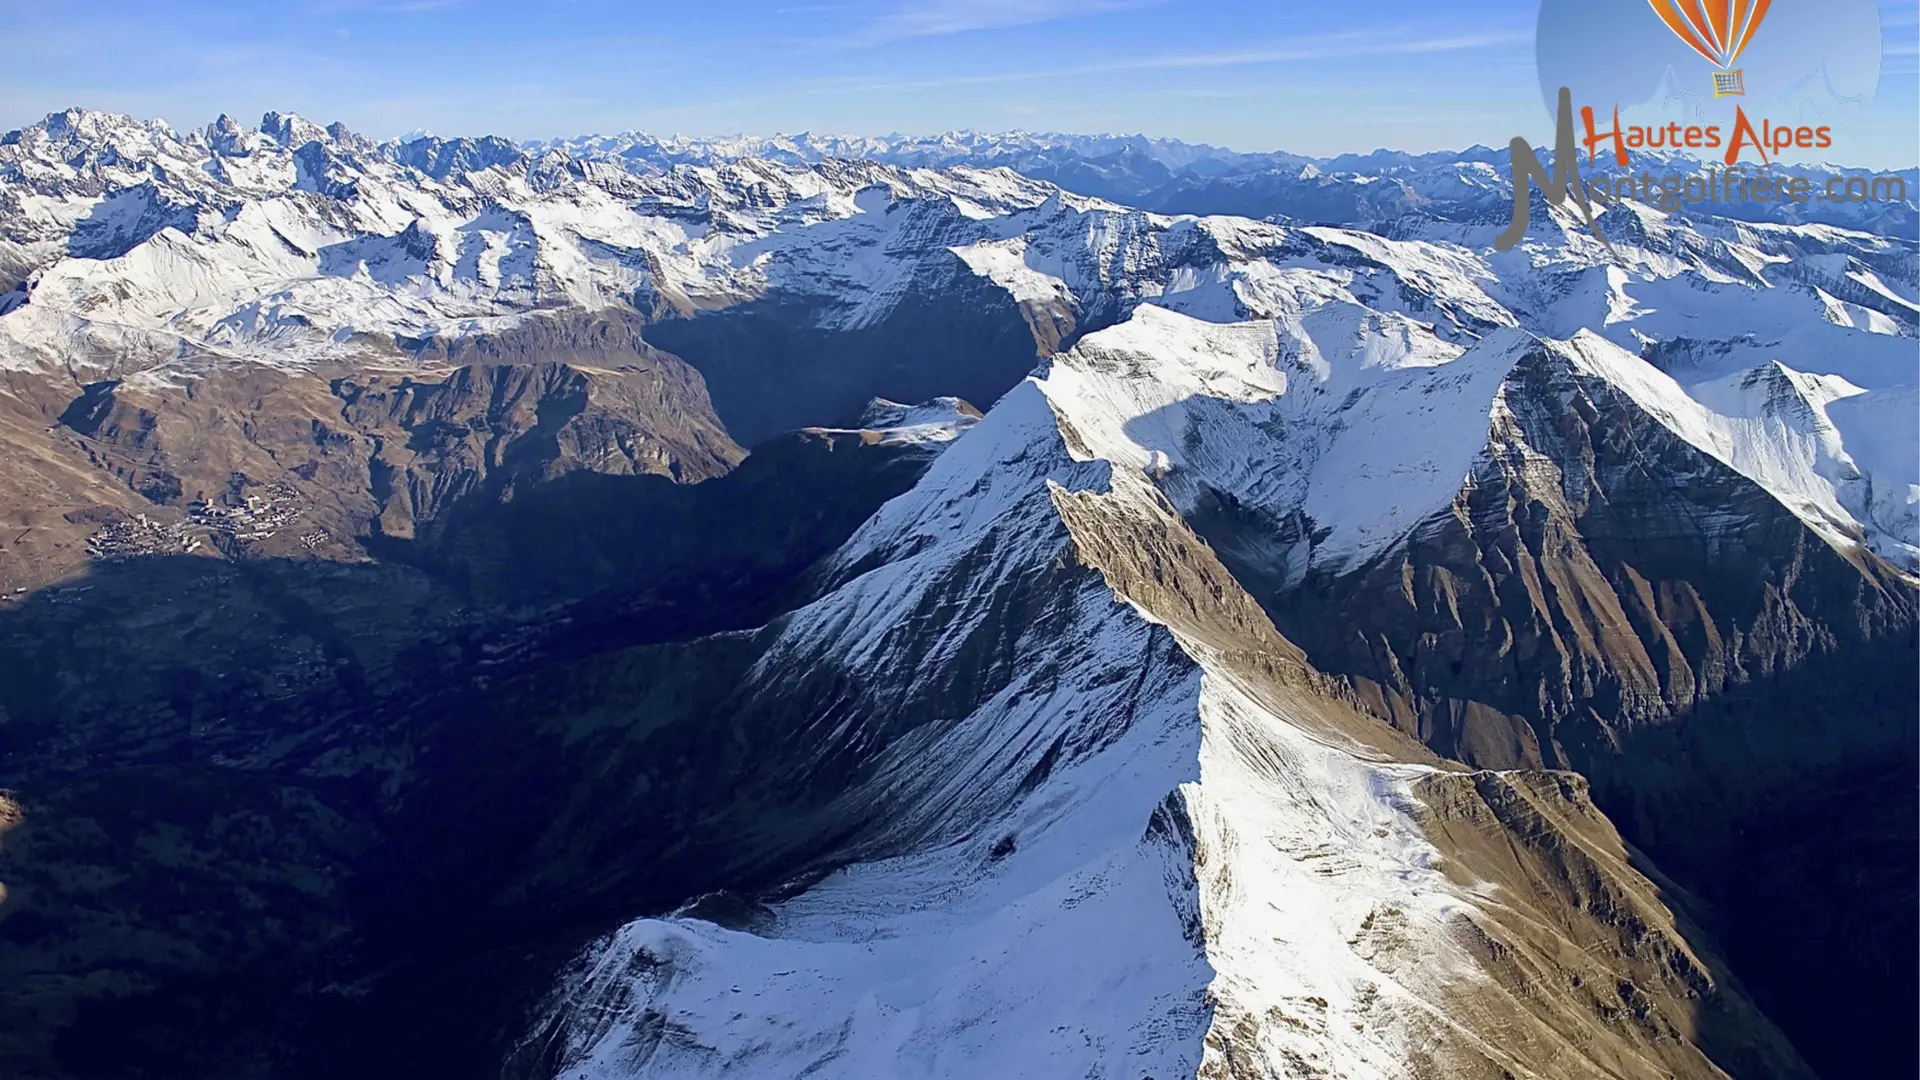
[1051, 471, 1813, 1080]
[1187, 343, 1918, 1078]
[1258, 346, 1914, 769]
[0, 312, 741, 595]
[1415, 769, 1813, 1080]
[0, 372, 159, 591]
[337, 358, 739, 538]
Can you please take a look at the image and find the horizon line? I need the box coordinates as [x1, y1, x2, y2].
[8, 104, 1915, 176]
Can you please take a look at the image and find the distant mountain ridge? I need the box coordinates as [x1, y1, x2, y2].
[524, 125, 1916, 234]
[7, 108, 1910, 261]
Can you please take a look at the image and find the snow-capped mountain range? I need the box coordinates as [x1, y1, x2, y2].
[526, 126, 1918, 235]
[4, 107, 1913, 569]
[0, 107, 1915, 1080]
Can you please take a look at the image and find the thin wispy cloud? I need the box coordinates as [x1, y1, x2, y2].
[815, 25, 1530, 91]
[860, 0, 1161, 42]
[303, 0, 468, 15]
[1883, 3, 1919, 75]
[1879, 0, 1918, 28]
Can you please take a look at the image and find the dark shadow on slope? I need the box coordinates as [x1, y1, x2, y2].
[0, 425, 949, 1080]
[64, 184, 202, 261]
[397, 424, 941, 615]
[1591, 665, 1920, 1080]
[642, 274, 1047, 446]
[0, 553, 796, 1080]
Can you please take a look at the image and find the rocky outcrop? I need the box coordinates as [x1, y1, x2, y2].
[335, 353, 739, 540]
[1414, 769, 1813, 1080]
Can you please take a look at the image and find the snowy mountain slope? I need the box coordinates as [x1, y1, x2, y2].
[515, 382, 1225, 1077]
[838, 394, 982, 446]
[1567, 336, 1919, 567]
[1020, 305, 1912, 769]
[966, 304, 1914, 759]
[520, 301, 1821, 1080]
[0, 109, 1071, 377]
[940, 204, 1913, 574]
[1008, 281, 1914, 580]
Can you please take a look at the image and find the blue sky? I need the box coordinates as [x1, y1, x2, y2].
[2, 0, 1914, 166]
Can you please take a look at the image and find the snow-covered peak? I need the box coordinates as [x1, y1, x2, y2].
[12, 107, 168, 149]
[0, 111, 1091, 373]
[259, 111, 330, 149]
[531, 126, 1913, 235]
[523, 128, 1287, 176]
[391, 132, 528, 180]
[1036, 306, 1535, 575]
[1605, 345, 1918, 568]
[527, 254, 1850, 1080]
[1032, 303, 1914, 578]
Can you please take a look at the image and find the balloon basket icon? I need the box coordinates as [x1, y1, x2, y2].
[1648, 0, 1767, 98]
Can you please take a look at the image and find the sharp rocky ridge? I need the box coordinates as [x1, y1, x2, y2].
[0, 107, 1912, 1080]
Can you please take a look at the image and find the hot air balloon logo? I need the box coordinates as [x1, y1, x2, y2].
[1647, 0, 1772, 97]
